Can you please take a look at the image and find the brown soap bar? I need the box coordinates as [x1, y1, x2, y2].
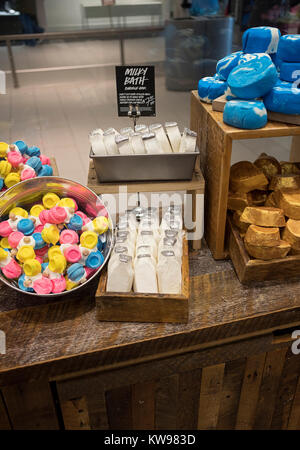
[240, 206, 286, 227]
[254, 153, 281, 180]
[282, 218, 300, 251]
[244, 224, 280, 247]
[232, 210, 249, 237]
[275, 189, 300, 219]
[248, 190, 268, 206]
[245, 240, 291, 260]
[227, 192, 249, 211]
[280, 161, 300, 175]
[269, 174, 300, 191]
[265, 191, 277, 207]
[230, 161, 268, 193]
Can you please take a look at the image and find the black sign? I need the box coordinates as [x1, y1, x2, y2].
[115, 66, 156, 117]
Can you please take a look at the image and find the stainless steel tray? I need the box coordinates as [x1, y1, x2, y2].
[90, 148, 199, 182]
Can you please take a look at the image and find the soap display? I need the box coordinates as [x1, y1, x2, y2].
[0, 140, 53, 190]
[106, 207, 183, 294]
[197, 26, 300, 130]
[228, 154, 300, 260]
[0, 193, 109, 294]
[89, 123, 197, 155]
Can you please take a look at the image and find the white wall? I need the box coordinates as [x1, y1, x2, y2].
[44, 0, 167, 31]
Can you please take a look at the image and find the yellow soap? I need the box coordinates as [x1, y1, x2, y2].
[17, 245, 35, 263]
[80, 231, 98, 249]
[42, 193, 60, 209]
[48, 254, 66, 273]
[23, 258, 41, 277]
[30, 204, 45, 217]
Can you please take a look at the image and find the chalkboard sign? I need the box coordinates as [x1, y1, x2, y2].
[115, 66, 156, 117]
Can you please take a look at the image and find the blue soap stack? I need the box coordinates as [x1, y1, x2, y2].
[197, 26, 300, 129]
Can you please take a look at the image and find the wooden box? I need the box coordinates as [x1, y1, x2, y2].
[228, 215, 300, 283]
[96, 239, 189, 323]
[190, 90, 300, 259]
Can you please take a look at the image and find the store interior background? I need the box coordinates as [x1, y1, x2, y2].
[0, 0, 299, 192]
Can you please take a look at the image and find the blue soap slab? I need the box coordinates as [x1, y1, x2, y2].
[228, 55, 278, 99]
[0, 178, 3, 190]
[264, 84, 300, 115]
[279, 61, 300, 83]
[198, 77, 227, 103]
[17, 218, 35, 235]
[41, 262, 49, 272]
[277, 34, 300, 62]
[239, 52, 272, 66]
[38, 164, 53, 177]
[223, 100, 267, 129]
[86, 251, 104, 270]
[14, 140, 28, 155]
[242, 26, 281, 54]
[216, 51, 243, 81]
[275, 79, 292, 88]
[26, 146, 41, 157]
[67, 263, 85, 282]
[224, 85, 237, 101]
[26, 156, 42, 173]
[68, 214, 83, 231]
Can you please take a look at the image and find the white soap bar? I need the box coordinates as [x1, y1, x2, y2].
[107, 254, 134, 292]
[179, 128, 197, 153]
[165, 122, 182, 153]
[157, 251, 181, 294]
[115, 134, 134, 155]
[130, 132, 146, 154]
[142, 132, 163, 154]
[116, 229, 137, 247]
[89, 129, 107, 156]
[149, 123, 173, 153]
[136, 234, 158, 259]
[134, 254, 158, 293]
[136, 244, 156, 259]
[138, 226, 160, 243]
[103, 129, 119, 155]
[114, 237, 135, 258]
[120, 127, 134, 136]
[135, 124, 149, 134]
[158, 237, 182, 262]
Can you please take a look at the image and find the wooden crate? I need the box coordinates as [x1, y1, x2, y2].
[190, 90, 300, 259]
[96, 239, 189, 323]
[227, 215, 300, 283]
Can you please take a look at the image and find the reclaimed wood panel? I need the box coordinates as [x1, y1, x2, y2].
[176, 369, 202, 430]
[288, 374, 300, 430]
[106, 385, 132, 430]
[217, 358, 246, 430]
[1, 381, 59, 430]
[197, 364, 225, 430]
[253, 348, 288, 429]
[0, 392, 10, 430]
[235, 353, 266, 429]
[132, 382, 155, 430]
[60, 396, 91, 430]
[155, 375, 179, 430]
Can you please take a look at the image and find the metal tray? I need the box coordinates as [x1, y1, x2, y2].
[89, 148, 199, 182]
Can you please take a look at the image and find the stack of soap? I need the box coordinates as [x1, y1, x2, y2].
[106, 206, 183, 295]
[89, 122, 197, 155]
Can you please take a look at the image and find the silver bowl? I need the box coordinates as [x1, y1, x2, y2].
[0, 176, 114, 297]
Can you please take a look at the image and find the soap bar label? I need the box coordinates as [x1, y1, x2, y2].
[115, 66, 156, 116]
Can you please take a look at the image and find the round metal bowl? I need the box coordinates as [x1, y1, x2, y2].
[0, 176, 114, 297]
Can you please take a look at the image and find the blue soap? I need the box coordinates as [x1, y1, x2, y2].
[228, 55, 278, 99]
[86, 251, 104, 270]
[279, 61, 300, 83]
[242, 26, 281, 55]
[32, 232, 45, 249]
[239, 52, 271, 66]
[216, 51, 243, 81]
[68, 214, 83, 231]
[17, 218, 35, 235]
[38, 164, 53, 177]
[67, 263, 85, 282]
[26, 156, 42, 173]
[41, 262, 49, 272]
[198, 77, 227, 103]
[224, 85, 237, 101]
[18, 274, 34, 293]
[277, 34, 300, 62]
[264, 84, 300, 115]
[0, 178, 3, 190]
[27, 146, 41, 157]
[14, 140, 28, 155]
[223, 100, 267, 129]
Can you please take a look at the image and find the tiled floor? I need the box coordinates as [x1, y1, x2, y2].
[0, 38, 292, 189]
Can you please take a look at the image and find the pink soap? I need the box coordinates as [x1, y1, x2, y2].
[7, 151, 23, 168]
[8, 231, 24, 248]
[51, 276, 66, 294]
[33, 276, 52, 295]
[35, 245, 48, 257]
[39, 154, 51, 165]
[39, 209, 50, 225]
[64, 245, 81, 263]
[21, 168, 36, 181]
[85, 267, 97, 279]
[48, 206, 67, 224]
[76, 211, 88, 220]
[0, 221, 13, 237]
[35, 256, 43, 264]
[60, 229, 78, 245]
[34, 224, 44, 233]
[2, 260, 22, 279]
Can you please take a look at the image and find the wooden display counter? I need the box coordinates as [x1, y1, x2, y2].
[0, 245, 300, 430]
